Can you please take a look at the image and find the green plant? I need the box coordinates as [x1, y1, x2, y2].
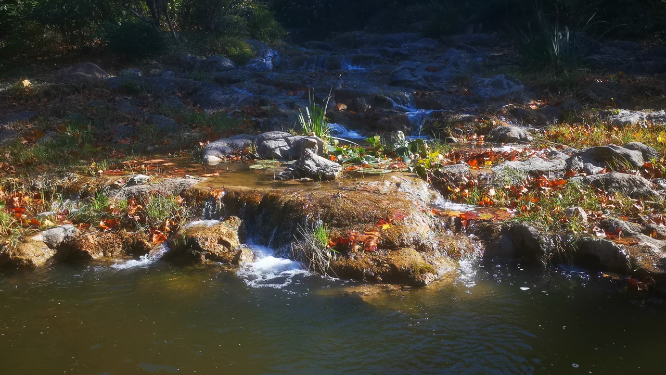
[298, 90, 331, 141]
[516, 10, 597, 70]
[196, 36, 254, 64]
[291, 220, 337, 275]
[144, 195, 186, 227]
[107, 22, 168, 59]
[72, 191, 109, 224]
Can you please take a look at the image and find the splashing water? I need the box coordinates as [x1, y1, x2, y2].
[237, 245, 309, 289]
[111, 244, 169, 270]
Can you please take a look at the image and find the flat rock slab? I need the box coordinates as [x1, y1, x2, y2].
[580, 172, 656, 198]
[56, 62, 109, 83]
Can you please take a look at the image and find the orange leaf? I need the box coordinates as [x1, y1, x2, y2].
[150, 228, 168, 244]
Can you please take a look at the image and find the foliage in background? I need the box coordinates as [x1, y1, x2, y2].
[106, 22, 168, 59]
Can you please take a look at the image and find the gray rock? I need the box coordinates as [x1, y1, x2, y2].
[646, 110, 666, 124]
[120, 69, 142, 77]
[403, 38, 439, 52]
[379, 32, 422, 47]
[303, 41, 336, 51]
[117, 101, 142, 114]
[203, 134, 257, 165]
[472, 74, 523, 99]
[292, 149, 342, 181]
[485, 223, 553, 263]
[624, 142, 659, 161]
[605, 109, 645, 126]
[55, 62, 109, 83]
[148, 114, 179, 133]
[189, 83, 252, 110]
[127, 174, 150, 186]
[0, 129, 19, 145]
[574, 238, 631, 272]
[244, 49, 280, 71]
[583, 172, 656, 198]
[112, 125, 137, 141]
[539, 106, 561, 124]
[653, 178, 666, 190]
[40, 225, 79, 249]
[566, 145, 644, 171]
[198, 55, 236, 72]
[441, 33, 499, 47]
[494, 157, 566, 176]
[487, 126, 533, 143]
[256, 131, 324, 160]
[0, 111, 38, 126]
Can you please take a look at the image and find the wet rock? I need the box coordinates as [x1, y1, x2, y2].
[653, 178, 666, 190]
[56, 62, 109, 83]
[441, 33, 499, 47]
[582, 172, 656, 198]
[624, 142, 659, 161]
[219, 176, 467, 285]
[566, 145, 644, 172]
[111, 177, 202, 201]
[244, 49, 280, 71]
[39, 225, 79, 249]
[117, 100, 142, 114]
[57, 232, 124, 260]
[283, 149, 342, 181]
[485, 223, 554, 264]
[644, 224, 666, 240]
[0, 111, 38, 126]
[472, 74, 523, 99]
[403, 38, 439, 52]
[0, 240, 55, 268]
[203, 134, 256, 165]
[166, 217, 249, 264]
[127, 174, 150, 186]
[256, 131, 324, 160]
[574, 238, 631, 273]
[487, 125, 533, 143]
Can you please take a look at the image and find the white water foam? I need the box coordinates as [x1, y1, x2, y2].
[432, 196, 477, 212]
[237, 245, 309, 289]
[111, 244, 169, 270]
[457, 259, 478, 288]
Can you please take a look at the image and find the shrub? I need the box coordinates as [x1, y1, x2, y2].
[107, 22, 168, 59]
[197, 36, 254, 64]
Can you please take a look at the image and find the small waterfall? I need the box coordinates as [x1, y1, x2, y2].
[111, 244, 169, 270]
[341, 56, 367, 71]
[385, 96, 436, 136]
[302, 55, 327, 71]
[237, 245, 309, 289]
[329, 123, 365, 140]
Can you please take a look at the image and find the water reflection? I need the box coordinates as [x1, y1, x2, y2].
[0, 259, 664, 374]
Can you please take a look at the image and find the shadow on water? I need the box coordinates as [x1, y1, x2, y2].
[0, 257, 664, 374]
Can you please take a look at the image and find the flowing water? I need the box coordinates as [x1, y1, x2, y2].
[1, 246, 664, 375]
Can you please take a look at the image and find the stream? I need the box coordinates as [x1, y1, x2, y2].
[1, 249, 663, 374]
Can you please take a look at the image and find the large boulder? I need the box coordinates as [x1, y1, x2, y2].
[279, 149, 342, 181]
[624, 142, 659, 161]
[38, 224, 79, 249]
[582, 172, 656, 198]
[573, 238, 631, 273]
[566, 145, 644, 172]
[203, 134, 256, 165]
[56, 231, 152, 261]
[255, 131, 324, 160]
[0, 240, 55, 268]
[55, 63, 109, 83]
[487, 125, 533, 143]
[166, 217, 252, 264]
[111, 177, 202, 201]
[484, 223, 554, 264]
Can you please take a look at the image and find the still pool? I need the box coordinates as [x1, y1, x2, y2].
[0, 249, 663, 374]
